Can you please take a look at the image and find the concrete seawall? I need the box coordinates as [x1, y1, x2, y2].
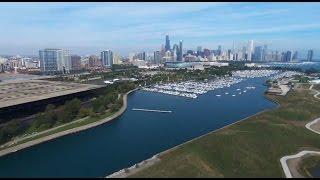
[0, 88, 138, 158]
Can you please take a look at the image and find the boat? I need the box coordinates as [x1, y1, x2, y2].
[232, 95, 236, 97]
[216, 95, 221, 97]
[225, 92, 229, 95]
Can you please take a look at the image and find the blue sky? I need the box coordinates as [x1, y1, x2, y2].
[0, 2, 320, 58]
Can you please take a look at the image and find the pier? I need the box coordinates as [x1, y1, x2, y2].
[132, 108, 172, 113]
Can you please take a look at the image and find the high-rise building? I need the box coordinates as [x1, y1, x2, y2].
[71, 55, 82, 70]
[177, 40, 183, 61]
[254, 46, 263, 61]
[307, 49, 314, 62]
[153, 51, 160, 64]
[218, 45, 222, 56]
[262, 44, 268, 61]
[292, 51, 298, 62]
[247, 40, 254, 61]
[165, 35, 171, 52]
[101, 50, 113, 67]
[39, 48, 71, 73]
[285, 51, 293, 62]
[138, 52, 146, 60]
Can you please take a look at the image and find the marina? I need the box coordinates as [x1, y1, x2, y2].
[142, 70, 281, 99]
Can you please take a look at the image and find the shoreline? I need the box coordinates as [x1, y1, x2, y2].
[106, 93, 280, 178]
[0, 88, 138, 158]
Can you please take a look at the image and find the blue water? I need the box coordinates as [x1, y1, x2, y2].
[311, 164, 320, 177]
[0, 77, 277, 177]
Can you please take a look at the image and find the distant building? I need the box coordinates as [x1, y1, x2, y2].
[71, 55, 82, 70]
[165, 35, 171, 51]
[101, 50, 113, 67]
[153, 51, 161, 64]
[113, 53, 122, 65]
[39, 48, 71, 73]
[247, 40, 254, 61]
[284, 51, 293, 62]
[88, 55, 101, 69]
[254, 46, 263, 62]
[307, 49, 314, 62]
[177, 40, 183, 61]
[292, 51, 298, 62]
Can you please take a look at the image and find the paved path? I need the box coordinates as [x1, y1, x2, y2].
[280, 84, 320, 178]
[0, 89, 137, 158]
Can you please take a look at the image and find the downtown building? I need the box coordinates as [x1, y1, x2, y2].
[39, 48, 71, 73]
[101, 50, 113, 68]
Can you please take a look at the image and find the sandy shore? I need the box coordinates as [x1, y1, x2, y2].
[0, 89, 137, 158]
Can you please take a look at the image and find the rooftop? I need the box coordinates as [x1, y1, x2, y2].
[0, 79, 104, 109]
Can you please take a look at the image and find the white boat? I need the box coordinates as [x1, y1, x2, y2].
[216, 95, 221, 97]
[232, 95, 236, 97]
[236, 89, 241, 91]
[225, 92, 229, 95]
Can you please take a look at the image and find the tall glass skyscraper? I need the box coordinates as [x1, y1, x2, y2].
[39, 48, 71, 73]
[101, 50, 113, 67]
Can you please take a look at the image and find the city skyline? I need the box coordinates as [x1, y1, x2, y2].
[0, 2, 320, 58]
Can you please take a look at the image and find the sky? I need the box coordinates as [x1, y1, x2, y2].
[0, 2, 320, 58]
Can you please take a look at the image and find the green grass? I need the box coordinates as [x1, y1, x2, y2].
[0, 111, 115, 151]
[130, 85, 320, 178]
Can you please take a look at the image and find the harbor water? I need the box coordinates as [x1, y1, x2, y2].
[0, 77, 277, 177]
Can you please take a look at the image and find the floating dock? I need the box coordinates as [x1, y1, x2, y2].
[132, 108, 172, 113]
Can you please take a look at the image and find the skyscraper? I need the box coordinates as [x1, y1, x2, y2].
[39, 48, 71, 73]
[101, 50, 113, 67]
[307, 49, 314, 62]
[218, 45, 222, 56]
[292, 51, 298, 62]
[247, 40, 254, 61]
[254, 46, 263, 62]
[285, 51, 293, 62]
[177, 40, 183, 61]
[153, 51, 160, 64]
[165, 35, 171, 52]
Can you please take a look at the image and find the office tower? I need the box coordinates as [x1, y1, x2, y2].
[129, 53, 135, 62]
[165, 35, 171, 51]
[292, 51, 298, 62]
[218, 45, 222, 56]
[101, 50, 113, 67]
[254, 46, 263, 61]
[137, 52, 146, 60]
[227, 49, 232, 60]
[88, 55, 101, 68]
[285, 51, 293, 62]
[177, 40, 183, 61]
[247, 40, 254, 61]
[71, 55, 81, 70]
[307, 49, 314, 62]
[153, 51, 160, 64]
[39, 48, 71, 73]
[262, 44, 268, 61]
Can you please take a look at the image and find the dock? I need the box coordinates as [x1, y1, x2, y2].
[132, 108, 172, 113]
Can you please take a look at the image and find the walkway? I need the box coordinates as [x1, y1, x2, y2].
[280, 84, 320, 178]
